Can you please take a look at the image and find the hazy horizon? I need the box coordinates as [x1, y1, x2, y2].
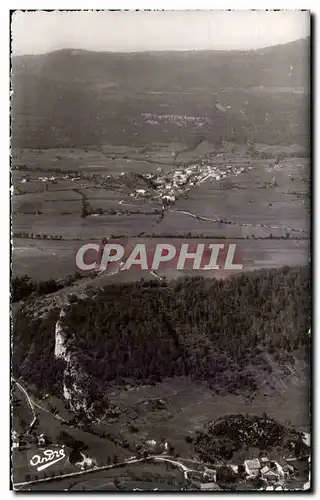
[11, 10, 310, 56]
[12, 36, 309, 58]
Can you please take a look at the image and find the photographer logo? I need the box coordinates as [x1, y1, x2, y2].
[29, 448, 66, 472]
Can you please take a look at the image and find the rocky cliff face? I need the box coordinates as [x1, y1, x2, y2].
[54, 308, 104, 419]
[54, 309, 70, 362]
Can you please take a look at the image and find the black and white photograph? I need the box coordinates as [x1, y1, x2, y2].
[10, 9, 311, 491]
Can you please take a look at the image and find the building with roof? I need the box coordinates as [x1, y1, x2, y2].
[37, 432, 48, 447]
[12, 431, 21, 450]
[283, 464, 295, 477]
[244, 459, 261, 476]
[260, 456, 270, 466]
[269, 460, 285, 479]
[261, 466, 279, 483]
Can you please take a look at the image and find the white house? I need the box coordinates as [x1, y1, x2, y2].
[244, 459, 261, 476]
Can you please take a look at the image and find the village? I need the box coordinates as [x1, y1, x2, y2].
[12, 424, 310, 491]
[14, 154, 249, 216]
[135, 159, 247, 206]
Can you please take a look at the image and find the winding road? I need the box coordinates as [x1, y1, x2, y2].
[118, 200, 307, 234]
[12, 377, 37, 432]
[12, 378, 67, 428]
[13, 453, 196, 490]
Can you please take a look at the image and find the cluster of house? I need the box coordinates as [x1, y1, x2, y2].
[132, 160, 248, 206]
[20, 173, 84, 185]
[198, 454, 310, 491]
[244, 457, 288, 483]
[141, 112, 214, 128]
[144, 439, 169, 454]
[12, 430, 49, 451]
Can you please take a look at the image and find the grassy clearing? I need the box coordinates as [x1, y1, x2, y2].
[105, 375, 309, 458]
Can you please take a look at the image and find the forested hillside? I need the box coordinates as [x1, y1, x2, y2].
[11, 38, 309, 148]
[12, 266, 310, 397]
[12, 39, 309, 89]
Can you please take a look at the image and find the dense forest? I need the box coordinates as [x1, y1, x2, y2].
[12, 265, 310, 399]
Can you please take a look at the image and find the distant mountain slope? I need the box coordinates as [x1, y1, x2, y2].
[12, 38, 309, 88]
[11, 38, 309, 149]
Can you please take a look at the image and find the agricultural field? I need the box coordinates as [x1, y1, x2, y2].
[12, 235, 309, 284]
[172, 157, 309, 237]
[77, 158, 170, 176]
[12, 213, 159, 240]
[12, 237, 156, 282]
[11, 140, 310, 282]
[12, 144, 177, 175]
[12, 147, 106, 171]
[12, 193, 82, 216]
[12, 238, 80, 279]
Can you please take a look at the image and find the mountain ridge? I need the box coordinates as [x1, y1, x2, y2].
[11, 38, 309, 149]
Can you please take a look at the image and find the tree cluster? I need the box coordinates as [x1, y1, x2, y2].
[11, 271, 85, 302]
[194, 413, 309, 463]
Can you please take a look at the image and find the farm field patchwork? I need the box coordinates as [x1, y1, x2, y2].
[12, 213, 158, 239]
[11, 143, 309, 282]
